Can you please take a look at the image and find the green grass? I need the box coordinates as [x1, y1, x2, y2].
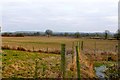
[94, 61, 117, 67]
[2, 50, 61, 78]
[2, 36, 118, 78]
[2, 49, 95, 78]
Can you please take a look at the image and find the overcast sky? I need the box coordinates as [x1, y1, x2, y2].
[0, 0, 119, 32]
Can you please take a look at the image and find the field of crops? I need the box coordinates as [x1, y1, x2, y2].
[2, 36, 119, 79]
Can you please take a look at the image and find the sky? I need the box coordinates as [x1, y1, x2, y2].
[0, 0, 119, 32]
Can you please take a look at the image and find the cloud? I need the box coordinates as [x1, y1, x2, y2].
[103, 16, 118, 23]
[0, 5, 2, 27]
[1, 0, 119, 32]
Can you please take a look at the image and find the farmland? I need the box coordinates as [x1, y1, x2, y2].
[2, 36, 119, 79]
[2, 36, 118, 51]
[2, 50, 61, 78]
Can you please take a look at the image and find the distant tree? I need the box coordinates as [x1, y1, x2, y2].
[34, 32, 40, 36]
[95, 33, 99, 37]
[15, 33, 24, 37]
[114, 29, 120, 40]
[64, 32, 69, 37]
[2, 33, 10, 37]
[74, 32, 80, 38]
[118, 30, 120, 40]
[45, 29, 53, 37]
[105, 30, 110, 39]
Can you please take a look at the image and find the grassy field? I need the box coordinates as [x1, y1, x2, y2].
[2, 50, 61, 78]
[2, 36, 118, 52]
[2, 36, 119, 78]
[2, 49, 97, 78]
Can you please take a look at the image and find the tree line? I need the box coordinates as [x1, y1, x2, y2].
[1, 29, 120, 40]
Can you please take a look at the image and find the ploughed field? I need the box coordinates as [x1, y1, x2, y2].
[2, 36, 118, 78]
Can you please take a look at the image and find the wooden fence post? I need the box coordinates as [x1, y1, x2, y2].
[76, 46, 80, 79]
[81, 41, 83, 51]
[34, 59, 38, 79]
[61, 44, 66, 78]
[72, 42, 74, 63]
[33, 46, 34, 52]
[46, 47, 48, 53]
[94, 42, 96, 54]
[79, 41, 81, 51]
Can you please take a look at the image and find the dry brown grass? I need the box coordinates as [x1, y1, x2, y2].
[68, 52, 96, 78]
[2, 36, 118, 78]
[2, 36, 118, 52]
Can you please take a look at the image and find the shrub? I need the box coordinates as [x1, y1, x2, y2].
[17, 47, 27, 51]
[2, 45, 11, 50]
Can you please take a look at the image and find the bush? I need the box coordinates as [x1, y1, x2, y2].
[15, 33, 24, 37]
[17, 47, 27, 51]
[2, 45, 11, 50]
